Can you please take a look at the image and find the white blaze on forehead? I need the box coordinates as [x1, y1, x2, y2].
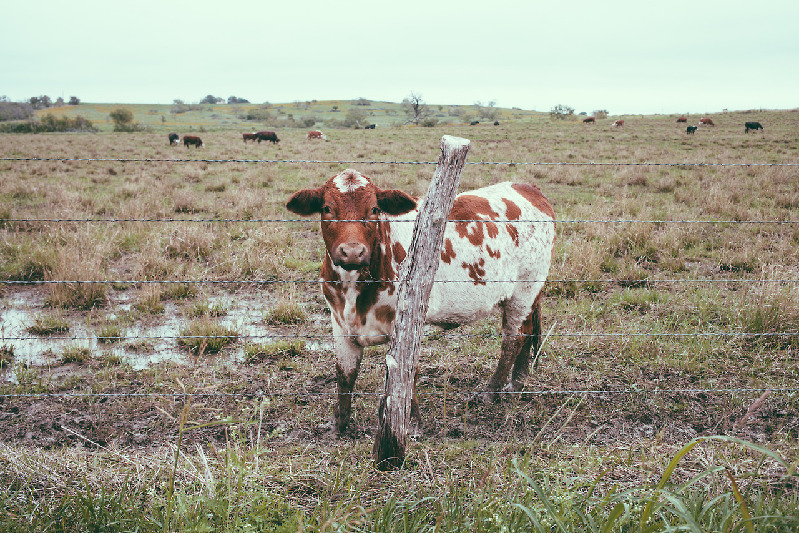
[332, 169, 369, 193]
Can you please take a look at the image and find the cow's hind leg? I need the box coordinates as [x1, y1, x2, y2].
[510, 293, 543, 391]
[484, 289, 545, 402]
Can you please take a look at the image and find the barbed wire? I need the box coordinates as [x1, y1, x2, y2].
[2, 216, 797, 224]
[2, 278, 798, 285]
[1, 387, 796, 399]
[2, 157, 798, 167]
[3, 331, 797, 342]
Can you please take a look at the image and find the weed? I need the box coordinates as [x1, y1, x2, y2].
[27, 312, 70, 335]
[0, 344, 13, 367]
[265, 301, 307, 325]
[61, 344, 92, 364]
[244, 340, 305, 364]
[178, 318, 238, 355]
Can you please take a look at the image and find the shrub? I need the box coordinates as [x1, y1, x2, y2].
[550, 104, 575, 120]
[109, 108, 144, 132]
[0, 101, 34, 122]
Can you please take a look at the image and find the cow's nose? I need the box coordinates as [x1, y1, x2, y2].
[337, 242, 369, 268]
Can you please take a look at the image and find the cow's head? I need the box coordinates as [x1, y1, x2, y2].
[286, 170, 417, 271]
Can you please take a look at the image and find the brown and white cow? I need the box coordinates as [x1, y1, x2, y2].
[242, 132, 258, 143]
[183, 135, 203, 148]
[699, 117, 715, 126]
[612, 119, 624, 128]
[286, 169, 556, 433]
[307, 130, 327, 140]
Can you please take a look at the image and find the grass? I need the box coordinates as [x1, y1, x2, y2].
[0, 106, 798, 529]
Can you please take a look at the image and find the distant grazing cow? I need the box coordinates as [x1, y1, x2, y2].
[307, 130, 327, 140]
[242, 132, 259, 143]
[286, 169, 556, 433]
[676, 117, 688, 123]
[183, 135, 203, 148]
[699, 118, 715, 126]
[583, 117, 595, 124]
[364, 124, 376, 129]
[168, 133, 180, 146]
[687, 125, 698, 135]
[470, 121, 480, 125]
[493, 121, 500, 126]
[745, 121, 763, 133]
[612, 120, 624, 128]
[255, 130, 279, 144]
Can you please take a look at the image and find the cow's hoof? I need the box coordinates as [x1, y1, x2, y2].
[467, 391, 496, 407]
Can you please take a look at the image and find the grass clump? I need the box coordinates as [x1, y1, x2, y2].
[0, 344, 13, 368]
[60, 344, 92, 364]
[265, 301, 307, 325]
[27, 312, 70, 335]
[244, 340, 305, 364]
[178, 318, 238, 355]
[187, 299, 227, 318]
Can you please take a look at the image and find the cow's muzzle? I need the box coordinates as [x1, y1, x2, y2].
[333, 242, 370, 270]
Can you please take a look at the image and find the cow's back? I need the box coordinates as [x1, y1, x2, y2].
[387, 182, 555, 326]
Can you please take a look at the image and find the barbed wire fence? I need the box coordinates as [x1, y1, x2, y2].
[1, 157, 797, 402]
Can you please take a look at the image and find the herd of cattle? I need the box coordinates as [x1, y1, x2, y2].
[581, 115, 765, 135]
[168, 117, 766, 148]
[167, 128, 338, 148]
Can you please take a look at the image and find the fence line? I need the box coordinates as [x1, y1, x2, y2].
[2, 278, 798, 285]
[3, 332, 797, 342]
[2, 217, 797, 224]
[1, 387, 796, 400]
[3, 157, 799, 167]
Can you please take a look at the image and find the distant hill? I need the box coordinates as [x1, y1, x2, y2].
[29, 99, 547, 133]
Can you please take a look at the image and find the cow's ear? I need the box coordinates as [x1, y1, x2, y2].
[376, 189, 417, 215]
[286, 187, 325, 215]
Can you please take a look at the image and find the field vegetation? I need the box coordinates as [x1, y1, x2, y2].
[0, 105, 798, 530]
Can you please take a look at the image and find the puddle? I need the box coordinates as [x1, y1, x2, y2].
[1, 287, 333, 377]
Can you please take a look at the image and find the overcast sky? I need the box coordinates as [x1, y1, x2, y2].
[3, 0, 797, 115]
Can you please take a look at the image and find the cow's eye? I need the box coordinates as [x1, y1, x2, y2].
[323, 206, 332, 214]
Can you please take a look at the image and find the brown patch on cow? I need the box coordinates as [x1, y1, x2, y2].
[486, 246, 501, 259]
[511, 183, 555, 220]
[441, 238, 456, 264]
[450, 195, 501, 246]
[374, 305, 396, 325]
[462, 259, 487, 285]
[506, 224, 519, 246]
[502, 198, 522, 220]
[392, 241, 406, 265]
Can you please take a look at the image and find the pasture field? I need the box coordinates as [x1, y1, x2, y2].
[1, 109, 798, 531]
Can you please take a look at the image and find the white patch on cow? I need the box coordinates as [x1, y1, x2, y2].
[332, 169, 369, 193]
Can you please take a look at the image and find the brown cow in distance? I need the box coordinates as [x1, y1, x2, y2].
[699, 118, 715, 126]
[676, 116, 688, 123]
[612, 119, 624, 128]
[242, 132, 258, 143]
[583, 116, 595, 124]
[307, 130, 327, 140]
[183, 135, 203, 148]
[255, 131, 279, 144]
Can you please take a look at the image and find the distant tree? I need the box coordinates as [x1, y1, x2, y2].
[200, 94, 224, 104]
[55, 97, 65, 107]
[68, 96, 80, 105]
[344, 107, 369, 128]
[109, 107, 142, 132]
[402, 91, 432, 125]
[29, 95, 52, 110]
[0, 101, 34, 122]
[550, 104, 575, 120]
[474, 100, 499, 121]
[593, 109, 609, 119]
[227, 96, 250, 104]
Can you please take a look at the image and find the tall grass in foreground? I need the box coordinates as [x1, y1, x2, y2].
[1, 436, 796, 532]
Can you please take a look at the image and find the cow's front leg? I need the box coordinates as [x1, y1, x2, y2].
[332, 324, 364, 434]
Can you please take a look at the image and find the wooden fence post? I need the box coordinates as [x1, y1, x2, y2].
[373, 135, 471, 470]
